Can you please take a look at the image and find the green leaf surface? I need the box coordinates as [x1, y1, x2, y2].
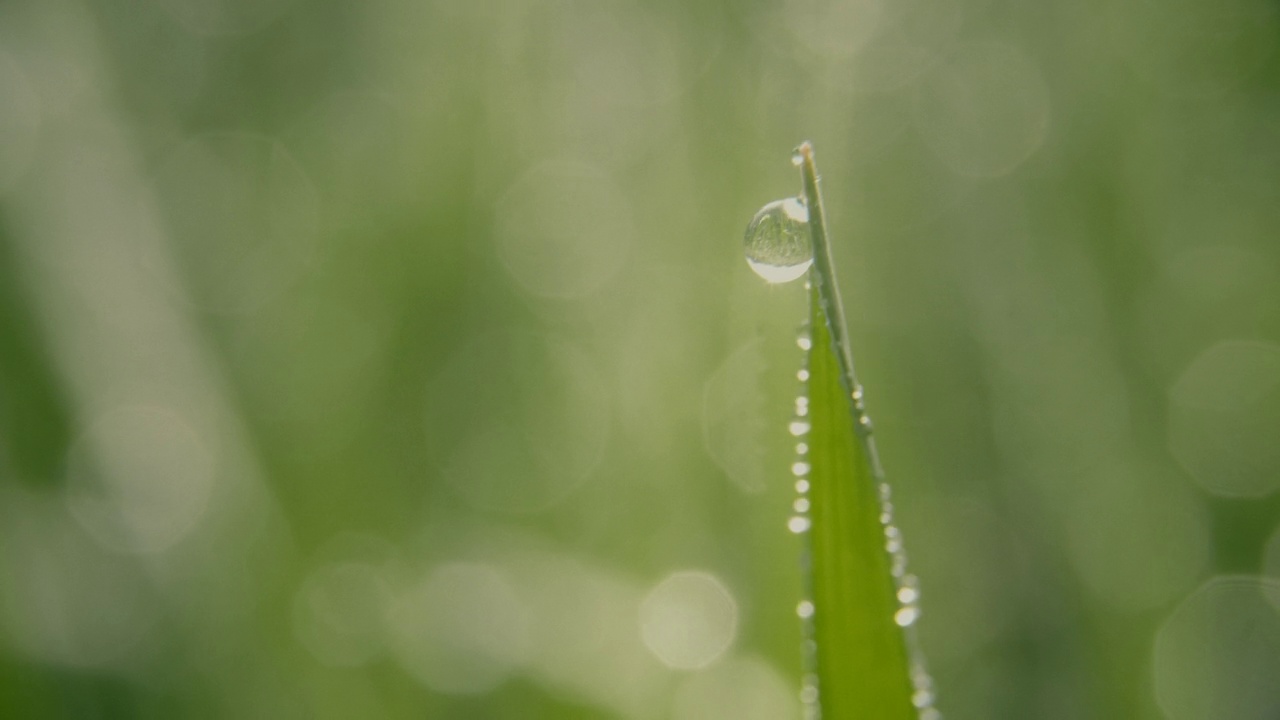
[806, 282, 915, 719]
[797, 143, 918, 720]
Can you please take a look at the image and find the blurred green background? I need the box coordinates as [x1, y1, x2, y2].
[2, 0, 1280, 718]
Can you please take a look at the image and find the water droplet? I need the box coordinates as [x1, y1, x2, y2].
[788, 516, 811, 534]
[894, 606, 920, 627]
[795, 442, 809, 455]
[744, 197, 812, 284]
[791, 461, 811, 477]
[911, 664, 934, 690]
[791, 149, 805, 167]
[858, 415, 874, 432]
[797, 369, 810, 382]
[788, 421, 811, 437]
[793, 498, 810, 513]
[913, 689, 936, 709]
[795, 479, 810, 494]
[796, 600, 815, 619]
[799, 681, 819, 704]
[851, 385, 864, 402]
[794, 397, 809, 416]
[898, 574, 921, 606]
[796, 334, 813, 351]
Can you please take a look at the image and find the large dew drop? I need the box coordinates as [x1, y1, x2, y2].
[744, 198, 813, 284]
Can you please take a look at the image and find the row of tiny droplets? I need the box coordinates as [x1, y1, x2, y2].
[791, 309, 821, 720]
[789, 307, 941, 720]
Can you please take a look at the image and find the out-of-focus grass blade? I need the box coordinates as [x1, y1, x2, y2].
[797, 142, 919, 720]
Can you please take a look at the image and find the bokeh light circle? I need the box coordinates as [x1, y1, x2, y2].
[1154, 576, 1280, 720]
[639, 570, 738, 670]
[1168, 340, 1280, 497]
[64, 405, 215, 554]
[672, 655, 795, 720]
[0, 489, 156, 669]
[387, 562, 530, 695]
[292, 562, 392, 667]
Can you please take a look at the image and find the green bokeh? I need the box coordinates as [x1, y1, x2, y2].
[1, 0, 1279, 717]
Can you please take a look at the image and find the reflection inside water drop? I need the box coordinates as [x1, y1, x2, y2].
[744, 198, 813, 284]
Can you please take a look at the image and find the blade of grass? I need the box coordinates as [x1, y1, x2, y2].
[795, 141, 925, 720]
